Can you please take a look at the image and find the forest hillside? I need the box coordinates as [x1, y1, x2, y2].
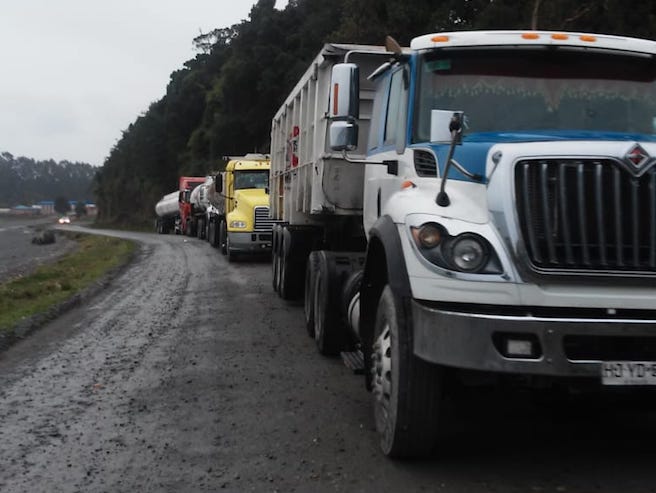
[93, 0, 656, 226]
[0, 152, 95, 208]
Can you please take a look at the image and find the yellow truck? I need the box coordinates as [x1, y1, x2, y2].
[204, 154, 275, 261]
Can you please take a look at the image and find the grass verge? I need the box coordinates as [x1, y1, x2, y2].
[0, 233, 136, 334]
[90, 219, 154, 233]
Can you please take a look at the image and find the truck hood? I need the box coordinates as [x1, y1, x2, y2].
[393, 138, 656, 226]
[233, 188, 269, 209]
[416, 130, 656, 184]
[485, 139, 656, 186]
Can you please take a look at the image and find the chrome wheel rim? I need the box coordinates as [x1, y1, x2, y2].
[372, 322, 392, 435]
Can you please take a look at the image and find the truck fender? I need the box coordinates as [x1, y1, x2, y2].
[360, 215, 412, 388]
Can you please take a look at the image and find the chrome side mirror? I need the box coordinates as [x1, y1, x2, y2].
[330, 63, 359, 119]
[329, 63, 360, 151]
[329, 121, 358, 151]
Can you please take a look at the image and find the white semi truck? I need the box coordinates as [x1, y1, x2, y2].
[270, 32, 656, 458]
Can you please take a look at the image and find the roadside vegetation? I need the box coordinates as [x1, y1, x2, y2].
[0, 233, 136, 333]
[94, 0, 654, 228]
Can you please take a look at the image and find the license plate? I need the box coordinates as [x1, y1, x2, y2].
[601, 361, 656, 385]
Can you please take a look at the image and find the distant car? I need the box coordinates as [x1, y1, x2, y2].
[58, 216, 71, 224]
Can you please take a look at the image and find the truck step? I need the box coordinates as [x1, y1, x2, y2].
[340, 350, 364, 374]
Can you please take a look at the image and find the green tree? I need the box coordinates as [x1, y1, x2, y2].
[54, 196, 70, 215]
[93, 0, 656, 227]
[75, 201, 87, 217]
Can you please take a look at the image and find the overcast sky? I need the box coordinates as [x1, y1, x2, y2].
[0, 0, 287, 167]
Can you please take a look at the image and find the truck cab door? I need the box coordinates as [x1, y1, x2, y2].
[363, 66, 408, 235]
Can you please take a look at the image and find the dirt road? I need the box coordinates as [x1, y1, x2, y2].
[1, 228, 655, 492]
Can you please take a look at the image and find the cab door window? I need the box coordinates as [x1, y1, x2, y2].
[384, 69, 406, 147]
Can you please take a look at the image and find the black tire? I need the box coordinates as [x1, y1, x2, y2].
[271, 224, 282, 293]
[279, 232, 297, 300]
[313, 252, 346, 356]
[341, 270, 363, 323]
[208, 220, 216, 246]
[304, 252, 320, 337]
[219, 220, 227, 255]
[226, 234, 237, 262]
[279, 227, 313, 301]
[279, 248, 290, 298]
[371, 285, 444, 458]
[197, 217, 205, 240]
[272, 249, 280, 293]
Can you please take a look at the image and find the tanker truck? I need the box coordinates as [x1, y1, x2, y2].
[155, 191, 179, 234]
[204, 154, 276, 261]
[154, 176, 205, 235]
[189, 175, 215, 241]
[270, 33, 656, 458]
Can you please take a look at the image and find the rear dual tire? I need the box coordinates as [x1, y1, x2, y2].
[304, 252, 320, 337]
[272, 224, 307, 300]
[196, 217, 205, 240]
[311, 251, 348, 356]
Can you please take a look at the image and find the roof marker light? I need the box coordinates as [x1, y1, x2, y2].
[431, 35, 450, 43]
[522, 33, 540, 40]
[551, 33, 569, 40]
[579, 35, 597, 42]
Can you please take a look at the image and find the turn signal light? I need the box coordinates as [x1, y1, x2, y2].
[431, 35, 450, 43]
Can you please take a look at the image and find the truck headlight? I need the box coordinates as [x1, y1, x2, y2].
[413, 223, 443, 249]
[448, 234, 488, 272]
[230, 220, 247, 229]
[410, 223, 501, 275]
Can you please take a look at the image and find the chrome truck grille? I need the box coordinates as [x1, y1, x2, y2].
[515, 159, 656, 274]
[254, 206, 274, 232]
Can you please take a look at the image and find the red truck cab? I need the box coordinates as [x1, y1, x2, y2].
[178, 176, 205, 236]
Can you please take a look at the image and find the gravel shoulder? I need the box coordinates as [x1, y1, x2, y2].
[0, 228, 655, 492]
[0, 216, 78, 283]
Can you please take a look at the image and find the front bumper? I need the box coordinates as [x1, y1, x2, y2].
[412, 300, 656, 378]
[228, 231, 272, 253]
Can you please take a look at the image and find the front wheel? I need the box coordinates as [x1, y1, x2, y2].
[219, 220, 227, 255]
[372, 285, 444, 458]
[226, 234, 238, 263]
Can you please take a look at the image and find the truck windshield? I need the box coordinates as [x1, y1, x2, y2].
[234, 170, 269, 190]
[413, 48, 656, 142]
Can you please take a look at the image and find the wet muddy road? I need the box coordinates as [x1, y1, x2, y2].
[1, 228, 655, 492]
